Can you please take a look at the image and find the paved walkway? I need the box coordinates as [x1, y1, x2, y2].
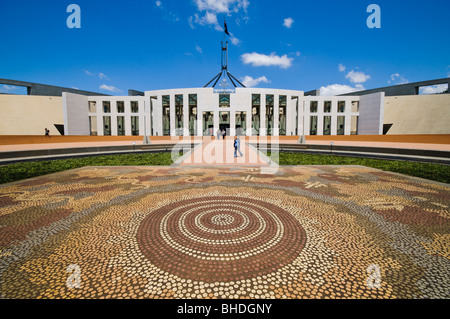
[0, 166, 449, 299]
[177, 139, 271, 166]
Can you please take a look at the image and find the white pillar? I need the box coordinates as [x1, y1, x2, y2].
[274, 95, 279, 136]
[260, 94, 266, 136]
[183, 94, 189, 136]
[170, 94, 175, 137]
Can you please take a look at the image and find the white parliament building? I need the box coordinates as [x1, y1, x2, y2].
[63, 87, 384, 138]
[62, 42, 384, 138]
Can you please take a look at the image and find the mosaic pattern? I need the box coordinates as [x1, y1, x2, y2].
[137, 196, 306, 282]
[0, 165, 449, 299]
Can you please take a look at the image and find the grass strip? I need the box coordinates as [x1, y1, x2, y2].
[274, 152, 450, 184]
[0, 151, 448, 185]
[0, 152, 174, 185]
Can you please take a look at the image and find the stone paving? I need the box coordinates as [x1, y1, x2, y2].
[0, 165, 449, 299]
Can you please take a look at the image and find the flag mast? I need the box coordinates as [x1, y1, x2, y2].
[204, 17, 246, 89]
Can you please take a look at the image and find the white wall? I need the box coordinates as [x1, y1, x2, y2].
[301, 96, 360, 136]
[0, 95, 63, 135]
[358, 92, 385, 135]
[63, 93, 89, 135]
[87, 96, 146, 136]
[60, 88, 386, 137]
[384, 94, 450, 134]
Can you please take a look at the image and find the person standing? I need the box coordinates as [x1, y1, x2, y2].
[234, 136, 243, 157]
[45, 128, 50, 138]
[222, 129, 226, 140]
[217, 129, 222, 140]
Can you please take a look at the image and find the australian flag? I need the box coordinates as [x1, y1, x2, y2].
[224, 19, 230, 36]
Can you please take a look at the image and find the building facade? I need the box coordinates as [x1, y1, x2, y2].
[63, 88, 385, 137]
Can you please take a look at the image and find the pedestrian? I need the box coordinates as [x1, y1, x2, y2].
[234, 136, 243, 157]
[222, 129, 226, 140]
[45, 128, 50, 138]
[217, 129, 222, 140]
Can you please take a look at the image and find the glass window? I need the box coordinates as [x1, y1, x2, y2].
[252, 94, 260, 136]
[310, 116, 318, 135]
[351, 101, 359, 113]
[175, 95, 183, 136]
[310, 101, 318, 113]
[103, 101, 111, 113]
[351, 116, 358, 135]
[131, 101, 139, 113]
[292, 97, 299, 135]
[338, 101, 345, 113]
[162, 95, 170, 136]
[89, 101, 97, 113]
[337, 116, 345, 135]
[117, 101, 125, 113]
[117, 116, 125, 135]
[219, 94, 230, 108]
[189, 94, 197, 136]
[323, 116, 331, 135]
[103, 116, 111, 135]
[324, 101, 332, 113]
[266, 95, 274, 136]
[235, 111, 246, 136]
[131, 116, 139, 136]
[279, 96, 287, 135]
[150, 96, 157, 136]
[203, 111, 214, 136]
[89, 116, 97, 136]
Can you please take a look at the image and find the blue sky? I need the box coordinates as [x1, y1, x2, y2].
[0, 0, 449, 95]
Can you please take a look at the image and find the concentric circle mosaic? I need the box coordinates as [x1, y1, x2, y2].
[0, 165, 449, 299]
[137, 196, 306, 282]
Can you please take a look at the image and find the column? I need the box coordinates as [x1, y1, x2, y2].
[274, 95, 279, 136]
[183, 94, 189, 137]
[260, 94, 266, 136]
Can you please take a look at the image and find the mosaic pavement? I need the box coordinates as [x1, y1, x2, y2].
[0, 165, 449, 299]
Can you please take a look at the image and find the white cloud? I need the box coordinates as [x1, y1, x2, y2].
[338, 64, 346, 72]
[241, 75, 270, 88]
[85, 70, 94, 76]
[188, 16, 195, 29]
[99, 73, 110, 81]
[155, 0, 162, 7]
[295, 51, 301, 57]
[0, 85, 19, 93]
[230, 35, 240, 45]
[99, 84, 121, 93]
[195, 45, 203, 54]
[190, 0, 249, 36]
[193, 12, 222, 31]
[345, 70, 371, 83]
[388, 73, 408, 85]
[320, 84, 365, 96]
[419, 84, 448, 95]
[194, 0, 249, 14]
[241, 52, 293, 69]
[283, 17, 294, 29]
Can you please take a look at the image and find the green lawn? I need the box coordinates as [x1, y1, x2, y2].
[0, 152, 174, 185]
[272, 152, 450, 184]
[0, 151, 449, 185]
